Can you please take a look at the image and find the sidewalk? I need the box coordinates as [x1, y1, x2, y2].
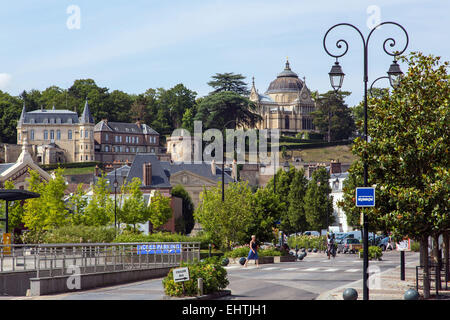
[316, 255, 450, 300]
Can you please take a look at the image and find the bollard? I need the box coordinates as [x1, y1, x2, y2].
[198, 278, 204, 296]
[239, 257, 246, 265]
[404, 289, 420, 300]
[343, 288, 358, 300]
[221, 257, 229, 266]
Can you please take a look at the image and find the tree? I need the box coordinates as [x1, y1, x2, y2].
[0, 90, 22, 143]
[148, 191, 172, 232]
[286, 168, 309, 234]
[171, 185, 195, 234]
[195, 181, 253, 249]
[304, 168, 334, 233]
[22, 169, 68, 231]
[194, 91, 261, 130]
[351, 87, 389, 134]
[2, 180, 24, 233]
[207, 73, 249, 96]
[119, 178, 150, 232]
[312, 91, 355, 141]
[247, 187, 286, 243]
[339, 52, 449, 298]
[67, 184, 88, 225]
[84, 174, 114, 226]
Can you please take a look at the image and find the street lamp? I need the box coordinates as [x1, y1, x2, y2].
[221, 119, 237, 202]
[323, 21, 409, 300]
[113, 168, 119, 232]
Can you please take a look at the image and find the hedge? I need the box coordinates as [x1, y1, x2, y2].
[288, 235, 327, 251]
[20, 225, 116, 244]
[40, 161, 102, 171]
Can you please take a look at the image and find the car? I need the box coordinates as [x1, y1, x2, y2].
[378, 237, 396, 251]
[303, 231, 320, 237]
[337, 238, 362, 254]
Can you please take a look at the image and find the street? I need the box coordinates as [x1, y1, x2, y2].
[15, 251, 419, 300]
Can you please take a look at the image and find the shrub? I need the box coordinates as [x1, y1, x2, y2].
[113, 231, 211, 249]
[288, 235, 327, 251]
[21, 226, 116, 244]
[162, 259, 229, 297]
[223, 246, 250, 259]
[259, 248, 281, 257]
[359, 246, 383, 260]
[411, 241, 420, 252]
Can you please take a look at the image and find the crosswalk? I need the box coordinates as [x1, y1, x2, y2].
[225, 265, 361, 273]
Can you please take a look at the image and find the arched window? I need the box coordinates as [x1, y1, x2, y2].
[285, 116, 290, 130]
[68, 130, 72, 140]
[44, 130, 48, 140]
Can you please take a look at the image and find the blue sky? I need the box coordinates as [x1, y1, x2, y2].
[0, 0, 448, 107]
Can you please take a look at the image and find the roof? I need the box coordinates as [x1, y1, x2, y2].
[20, 108, 80, 125]
[266, 60, 304, 94]
[0, 163, 15, 175]
[128, 154, 171, 188]
[80, 100, 94, 124]
[0, 189, 40, 201]
[160, 162, 233, 184]
[94, 121, 159, 135]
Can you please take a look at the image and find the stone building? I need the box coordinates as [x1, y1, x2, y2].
[249, 59, 317, 134]
[15, 101, 95, 164]
[93, 120, 160, 164]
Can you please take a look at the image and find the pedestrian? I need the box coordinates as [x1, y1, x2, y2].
[244, 235, 259, 268]
[385, 236, 393, 251]
[327, 232, 335, 259]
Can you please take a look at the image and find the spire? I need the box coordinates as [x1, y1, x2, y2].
[80, 99, 94, 124]
[285, 57, 291, 70]
[18, 102, 26, 126]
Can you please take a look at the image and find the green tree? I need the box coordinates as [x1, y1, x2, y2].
[207, 73, 249, 96]
[149, 191, 173, 232]
[286, 168, 309, 234]
[194, 91, 261, 130]
[304, 168, 334, 233]
[340, 53, 449, 298]
[171, 185, 195, 234]
[195, 181, 253, 249]
[119, 178, 150, 232]
[0, 90, 22, 143]
[84, 174, 114, 226]
[22, 169, 68, 231]
[67, 184, 88, 225]
[312, 90, 355, 141]
[2, 180, 24, 232]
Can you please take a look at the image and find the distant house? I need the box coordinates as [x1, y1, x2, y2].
[94, 120, 160, 164]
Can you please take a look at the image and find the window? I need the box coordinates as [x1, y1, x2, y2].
[119, 136, 122, 143]
[30, 130, 34, 141]
[86, 155, 88, 161]
[85, 130, 88, 138]
[56, 130, 61, 140]
[91, 155, 94, 161]
[80, 155, 83, 161]
[81, 145, 83, 150]
[126, 147, 129, 153]
[132, 137, 135, 144]
[105, 146, 109, 152]
[44, 130, 48, 140]
[50, 130, 54, 140]
[68, 130, 72, 140]
[80, 129, 83, 137]
[105, 134, 109, 141]
[136, 137, 139, 144]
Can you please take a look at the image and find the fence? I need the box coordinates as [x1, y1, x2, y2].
[0, 242, 200, 278]
[416, 258, 449, 296]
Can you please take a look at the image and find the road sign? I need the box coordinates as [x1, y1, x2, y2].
[173, 267, 190, 283]
[356, 187, 375, 207]
[397, 239, 411, 251]
[137, 244, 181, 255]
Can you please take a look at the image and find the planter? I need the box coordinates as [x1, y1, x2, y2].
[274, 255, 296, 263]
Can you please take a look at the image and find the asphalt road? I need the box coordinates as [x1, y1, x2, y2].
[20, 251, 419, 300]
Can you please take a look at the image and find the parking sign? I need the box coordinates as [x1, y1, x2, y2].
[356, 187, 375, 207]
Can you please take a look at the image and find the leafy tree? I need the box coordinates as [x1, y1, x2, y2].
[149, 191, 173, 232]
[171, 185, 195, 234]
[22, 169, 68, 231]
[339, 52, 449, 298]
[119, 178, 150, 232]
[195, 181, 253, 250]
[312, 90, 355, 141]
[207, 73, 249, 96]
[194, 91, 261, 130]
[84, 173, 114, 226]
[1, 180, 24, 233]
[304, 168, 334, 233]
[158, 84, 197, 129]
[286, 168, 309, 233]
[67, 183, 88, 225]
[181, 108, 195, 134]
[0, 90, 22, 143]
[351, 87, 389, 134]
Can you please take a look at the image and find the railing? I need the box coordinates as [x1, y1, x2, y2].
[416, 258, 449, 296]
[0, 242, 200, 278]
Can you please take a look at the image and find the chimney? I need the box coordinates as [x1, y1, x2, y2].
[330, 160, 342, 175]
[143, 163, 152, 186]
[211, 159, 216, 176]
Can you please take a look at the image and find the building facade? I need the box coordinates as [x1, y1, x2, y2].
[249, 59, 317, 134]
[16, 101, 95, 164]
[94, 120, 160, 164]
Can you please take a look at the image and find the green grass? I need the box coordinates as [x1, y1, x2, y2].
[291, 145, 357, 163]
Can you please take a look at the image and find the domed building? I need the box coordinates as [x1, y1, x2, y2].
[249, 59, 316, 133]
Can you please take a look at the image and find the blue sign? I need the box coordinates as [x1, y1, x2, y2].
[137, 244, 181, 255]
[356, 187, 375, 207]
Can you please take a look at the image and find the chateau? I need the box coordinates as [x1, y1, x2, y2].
[250, 59, 316, 134]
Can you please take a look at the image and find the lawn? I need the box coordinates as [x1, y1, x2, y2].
[290, 145, 357, 163]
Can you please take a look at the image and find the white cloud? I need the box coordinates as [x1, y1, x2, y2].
[0, 73, 12, 90]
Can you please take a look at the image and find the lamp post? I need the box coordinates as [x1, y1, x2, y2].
[221, 120, 237, 202]
[323, 21, 408, 300]
[113, 168, 119, 232]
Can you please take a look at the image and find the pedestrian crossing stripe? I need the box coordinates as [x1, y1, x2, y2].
[282, 268, 298, 271]
[323, 268, 339, 272]
[345, 269, 360, 272]
[304, 268, 320, 271]
[263, 267, 280, 270]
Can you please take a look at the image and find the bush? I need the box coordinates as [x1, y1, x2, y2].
[288, 235, 327, 251]
[162, 259, 229, 297]
[259, 248, 281, 257]
[113, 231, 211, 249]
[411, 241, 420, 252]
[223, 246, 282, 258]
[21, 226, 116, 244]
[359, 246, 383, 260]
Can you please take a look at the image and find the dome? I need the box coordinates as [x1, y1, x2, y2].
[266, 60, 304, 94]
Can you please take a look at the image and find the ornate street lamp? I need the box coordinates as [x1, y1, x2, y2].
[323, 21, 409, 300]
[113, 168, 119, 231]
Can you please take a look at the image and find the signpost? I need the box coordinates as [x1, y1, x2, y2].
[173, 267, 190, 283]
[356, 187, 375, 207]
[397, 238, 411, 281]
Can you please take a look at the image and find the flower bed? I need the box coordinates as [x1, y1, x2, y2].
[162, 257, 229, 297]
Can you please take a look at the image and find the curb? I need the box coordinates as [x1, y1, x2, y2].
[163, 290, 232, 300]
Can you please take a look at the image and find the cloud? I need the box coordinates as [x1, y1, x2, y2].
[0, 73, 12, 90]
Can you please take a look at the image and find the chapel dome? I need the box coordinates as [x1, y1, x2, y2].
[266, 60, 304, 94]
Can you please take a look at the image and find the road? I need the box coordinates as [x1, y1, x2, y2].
[16, 251, 419, 300]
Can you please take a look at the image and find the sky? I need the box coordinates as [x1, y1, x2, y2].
[0, 0, 448, 107]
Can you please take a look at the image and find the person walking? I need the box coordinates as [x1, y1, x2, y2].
[327, 232, 335, 259]
[244, 235, 259, 268]
[385, 235, 393, 251]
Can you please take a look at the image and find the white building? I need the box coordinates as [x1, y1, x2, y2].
[329, 171, 351, 232]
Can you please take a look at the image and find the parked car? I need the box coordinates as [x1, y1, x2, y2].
[303, 231, 320, 237]
[337, 238, 362, 254]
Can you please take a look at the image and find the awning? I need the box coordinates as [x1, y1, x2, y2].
[0, 189, 40, 201]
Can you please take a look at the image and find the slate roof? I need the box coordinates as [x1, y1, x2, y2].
[128, 154, 171, 188]
[160, 162, 233, 183]
[0, 163, 15, 175]
[20, 109, 80, 125]
[80, 100, 95, 124]
[94, 121, 159, 135]
[266, 60, 304, 94]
